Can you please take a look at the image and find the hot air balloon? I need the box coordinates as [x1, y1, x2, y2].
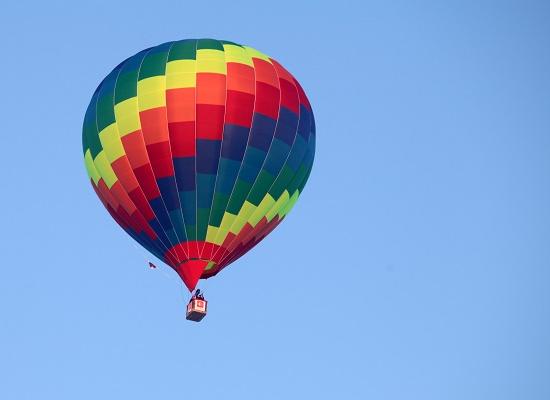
[82, 39, 315, 313]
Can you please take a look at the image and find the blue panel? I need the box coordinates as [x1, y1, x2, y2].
[196, 139, 221, 174]
[169, 209, 187, 241]
[215, 158, 241, 194]
[164, 228, 178, 245]
[149, 196, 173, 230]
[174, 157, 195, 191]
[274, 107, 299, 146]
[179, 191, 196, 224]
[243, 146, 266, 170]
[138, 232, 165, 261]
[286, 135, 308, 171]
[196, 173, 217, 208]
[148, 218, 175, 247]
[239, 146, 266, 183]
[156, 176, 180, 211]
[263, 139, 290, 176]
[240, 163, 260, 184]
[297, 105, 312, 139]
[220, 124, 249, 161]
[249, 113, 276, 152]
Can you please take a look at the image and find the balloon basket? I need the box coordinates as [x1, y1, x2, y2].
[186, 299, 207, 322]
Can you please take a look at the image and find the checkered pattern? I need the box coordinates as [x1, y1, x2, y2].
[83, 39, 315, 290]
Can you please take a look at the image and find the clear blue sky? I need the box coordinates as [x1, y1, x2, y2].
[1, 1, 549, 399]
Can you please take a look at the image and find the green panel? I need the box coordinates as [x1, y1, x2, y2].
[197, 38, 224, 51]
[185, 224, 197, 241]
[114, 71, 137, 104]
[196, 208, 210, 240]
[96, 93, 116, 132]
[298, 163, 313, 192]
[168, 39, 197, 61]
[226, 179, 252, 214]
[288, 164, 308, 193]
[138, 51, 168, 79]
[83, 98, 103, 158]
[269, 165, 295, 199]
[248, 170, 274, 205]
[209, 192, 230, 227]
[220, 40, 242, 47]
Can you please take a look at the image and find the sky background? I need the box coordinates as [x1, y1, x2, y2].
[1, 0, 549, 399]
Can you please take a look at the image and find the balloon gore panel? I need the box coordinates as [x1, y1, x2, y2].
[83, 39, 315, 291]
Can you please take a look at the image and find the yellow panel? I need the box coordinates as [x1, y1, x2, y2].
[205, 225, 219, 243]
[166, 60, 196, 89]
[94, 151, 118, 188]
[196, 60, 226, 74]
[212, 229, 228, 245]
[249, 194, 275, 227]
[166, 59, 196, 74]
[197, 49, 226, 74]
[281, 190, 300, 217]
[229, 201, 257, 234]
[205, 261, 216, 271]
[223, 44, 254, 66]
[212, 212, 237, 245]
[197, 49, 224, 60]
[166, 72, 196, 89]
[219, 212, 237, 231]
[114, 98, 141, 136]
[84, 149, 100, 185]
[243, 46, 271, 62]
[137, 76, 166, 110]
[99, 123, 125, 162]
[266, 190, 289, 221]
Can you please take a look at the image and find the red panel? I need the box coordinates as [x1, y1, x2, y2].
[111, 156, 140, 192]
[196, 73, 226, 105]
[121, 131, 149, 169]
[278, 79, 299, 114]
[176, 260, 209, 292]
[97, 179, 118, 210]
[254, 81, 280, 120]
[196, 104, 225, 140]
[146, 141, 174, 178]
[133, 164, 160, 200]
[168, 121, 196, 157]
[224, 222, 253, 256]
[162, 241, 228, 274]
[140, 107, 169, 145]
[252, 58, 279, 88]
[294, 79, 312, 110]
[270, 58, 295, 83]
[110, 181, 136, 214]
[128, 187, 154, 220]
[166, 88, 195, 122]
[117, 206, 141, 235]
[225, 90, 255, 127]
[130, 210, 157, 240]
[226, 63, 255, 94]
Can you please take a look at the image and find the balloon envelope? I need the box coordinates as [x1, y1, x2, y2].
[82, 39, 315, 291]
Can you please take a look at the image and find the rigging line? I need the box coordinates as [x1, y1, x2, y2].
[91, 65, 175, 263]
[192, 38, 200, 258]
[200, 39, 229, 258]
[216, 70, 311, 266]
[134, 43, 188, 264]
[212, 53, 284, 262]
[109, 49, 180, 263]
[219, 130, 315, 268]
[161, 40, 190, 260]
[209, 45, 258, 257]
